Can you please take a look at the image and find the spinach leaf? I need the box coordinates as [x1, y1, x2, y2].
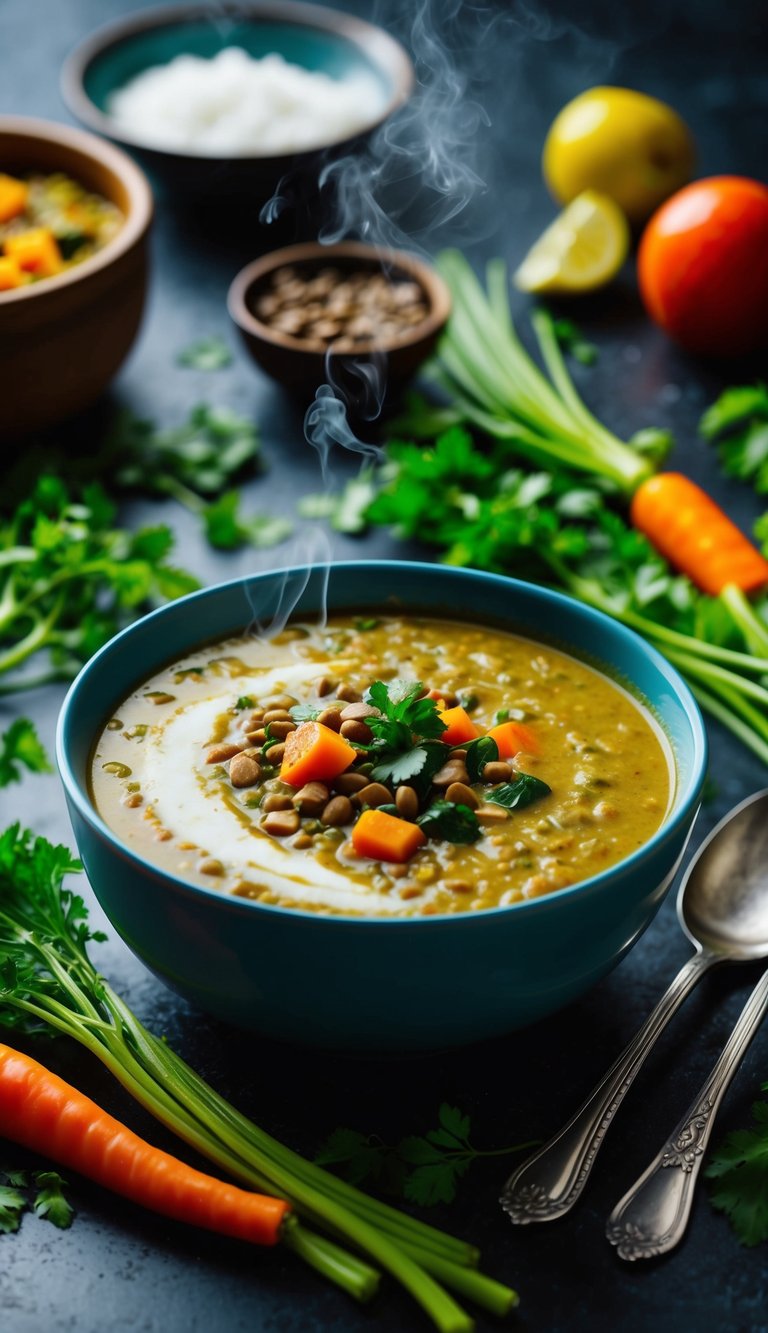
[486, 774, 551, 810]
[417, 800, 481, 844]
[464, 735, 499, 783]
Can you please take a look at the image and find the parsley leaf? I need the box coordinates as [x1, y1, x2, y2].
[701, 384, 768, 494]
[234, 696, 255, 711]
[0, 720, 52, 787]
[176, 336, 233, 371]
[417, 801, 481, 843]
[486, 774, 551, 810]
[707, 1099, 768, 1245]
[0, 478, 199, 693]
[0, 1181, 27, 1233]
[32, 1171, 74, 1229]
[551, 316, 598, 366]
[202, 490, 292, 551]
[316, 1103, 537, 1206]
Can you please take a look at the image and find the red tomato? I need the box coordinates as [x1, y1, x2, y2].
[637, 176, 768, 356]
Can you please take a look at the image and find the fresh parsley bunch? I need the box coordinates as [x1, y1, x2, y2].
[0, 475, 198, 693]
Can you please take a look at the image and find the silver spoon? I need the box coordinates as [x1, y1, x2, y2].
[501, 788, 768, 1225]
[606, 964, 768, 1259]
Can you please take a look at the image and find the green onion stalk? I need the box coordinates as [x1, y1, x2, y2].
[0, 827, 518, 1331]
[431, 250, 768, 763]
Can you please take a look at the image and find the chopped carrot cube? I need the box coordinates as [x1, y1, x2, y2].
[439, 705, 479, 747]
[352, 808, 426, 863]
[487, 720, 539, 758]
[280, 721, 357, 788]
[0, 256, 24, 290]
[0, 174, 28, 223]
[5, 227, 62, 277]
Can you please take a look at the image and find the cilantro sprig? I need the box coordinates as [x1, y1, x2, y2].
[362, 681, 451, 795]
[0, 1167, 73, 1233]
[708, 1097, 768, 1245]
[0, 476, 199, 694]
[486, 774, 551, 810]
[0, 719, 52, 787]
[316, 1104, 538, 1207]
[416, 801, 481, 844]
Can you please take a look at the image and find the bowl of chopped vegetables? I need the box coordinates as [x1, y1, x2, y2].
[61, 1, 414, 197]
[57, 560, 707, 1052]
[228, 241, 452, 401]
[0, 116, 152, 438]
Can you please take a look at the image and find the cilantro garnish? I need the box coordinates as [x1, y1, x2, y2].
[486, 774, 551, 810]
[234, 696, 255, 711]
[0, 1175, 27, 1233]
[354, 617, 380, 631]
[701, 384, 768, 493]
[0, 720, 52, 787]
[316, 1103, 538, 1207]
[360, 681, 450, 794]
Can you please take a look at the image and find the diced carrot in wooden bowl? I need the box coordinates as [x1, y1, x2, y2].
[352, 808, 426, 863]
[280, 721, 357, 788]
[5, 226, 62, 276]
[0, 256, 23, 290]
[0, 173, 28, 223]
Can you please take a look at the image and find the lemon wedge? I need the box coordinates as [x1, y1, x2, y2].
[514, 191, 630, 294]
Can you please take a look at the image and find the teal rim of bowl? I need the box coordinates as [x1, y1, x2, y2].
[56, 560, 709, 929]
[61, 1, 415, 161]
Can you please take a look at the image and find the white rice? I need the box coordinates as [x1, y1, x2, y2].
[107, 47, 386, 156]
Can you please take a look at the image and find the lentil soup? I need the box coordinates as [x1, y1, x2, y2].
[90, 614, 673, 917]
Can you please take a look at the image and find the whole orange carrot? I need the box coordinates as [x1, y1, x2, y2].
[630, 472, 768, 597]
[0, 1043, 289, 1246]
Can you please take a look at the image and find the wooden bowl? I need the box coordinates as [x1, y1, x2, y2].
[227, 241, 451, 403]
[61, 1, 414, 198]
[0, 117, 153, 439]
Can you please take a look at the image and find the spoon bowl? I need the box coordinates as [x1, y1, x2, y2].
[679, 788, 768, 960]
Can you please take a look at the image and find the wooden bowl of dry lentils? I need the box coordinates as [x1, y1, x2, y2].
[227, 240, 451, 399]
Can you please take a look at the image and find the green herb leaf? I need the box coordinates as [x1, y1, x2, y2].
[355, 618, 380, 631]
[416, 801, 481, 843]
[551, 316, 598, 366]
[464, 735, 499, 783]
[110, 405, 261, 499]
[234, 696, 255, 711]
[707, 1100, 768, 1245]
[0, 1182, 27, 1233]
[32, 1171, 74, 1229]
[289, 703, 323, 723]
[370, 742, 449, 790]
[202, 490, 292, 551]
[176, 336, 233, 371]
[486, 774, 551, 810]
[0, 720, 52, 787]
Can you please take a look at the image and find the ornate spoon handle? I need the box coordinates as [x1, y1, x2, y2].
[606, 967, 768, 1260]
[501, 949, 717, 1224]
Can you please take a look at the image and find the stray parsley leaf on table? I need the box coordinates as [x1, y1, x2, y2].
[0, 1176, 27, 1233]
[551, 316, 598, 366]
[316, 1104, 538, 1207]
[176, 336, 233, 371]
[0, 719, 52, 786]
[700, 383, 768, 494]
[707, 1099, 768, 1245]
[202, 490, 292, 552]
[32, 1171, 74, 1229]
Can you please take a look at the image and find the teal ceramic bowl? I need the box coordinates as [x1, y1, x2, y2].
[61, 2, 414, 196]
[56, 562, 707, 1052]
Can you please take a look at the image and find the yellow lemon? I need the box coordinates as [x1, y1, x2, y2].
[543, 86, 695, 226]
[514, 191, 630, 295]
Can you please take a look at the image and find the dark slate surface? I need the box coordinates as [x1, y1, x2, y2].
[2, 1, 768, 1330]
